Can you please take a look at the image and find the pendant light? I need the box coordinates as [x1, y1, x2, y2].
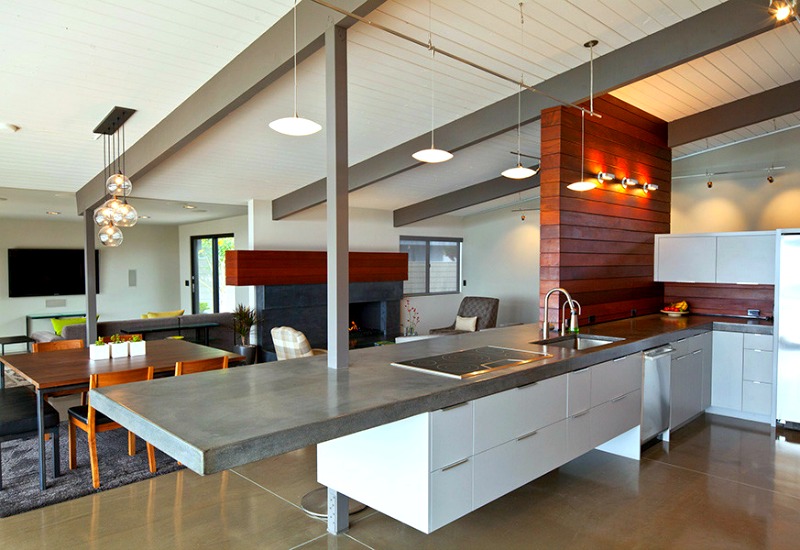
[269, 1, 321, 136]
[93, 107, 138, 247]
[567, 40, 599, 192]
[502, 3, 537, 180]
[413, 1, 452, 163]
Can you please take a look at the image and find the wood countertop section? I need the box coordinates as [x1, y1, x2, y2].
[90, 314, 772, 476]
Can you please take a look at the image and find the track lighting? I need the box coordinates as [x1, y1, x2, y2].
[707, 180, 713, 189]
[597, 172, 615, 182]
[771, 0, 797, 21]
[620, 177, 638, 189]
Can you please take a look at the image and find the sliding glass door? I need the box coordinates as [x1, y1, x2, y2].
[191, 234, 235, 314]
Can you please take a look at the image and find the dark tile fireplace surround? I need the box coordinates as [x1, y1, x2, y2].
[257, 281, 402, 361]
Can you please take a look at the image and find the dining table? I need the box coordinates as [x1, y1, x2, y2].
[0, 338, 243, 489]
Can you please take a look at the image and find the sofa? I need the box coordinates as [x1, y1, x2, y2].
[32, 312, 238, 353]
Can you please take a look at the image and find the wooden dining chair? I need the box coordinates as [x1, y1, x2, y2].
[32, 338, 85, 352]
[67, 366, 157, 489]
[33, 338, 88, 403]
[175, 355, 229, 376]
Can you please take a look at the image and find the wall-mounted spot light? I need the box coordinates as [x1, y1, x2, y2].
[597, 172, 616, 183]
[620, 177, 638, 189]
[643, 183, 658, 193]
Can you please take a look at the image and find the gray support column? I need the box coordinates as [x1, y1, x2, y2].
[326, 25, 349, 371]
[83, 210, 98, 345]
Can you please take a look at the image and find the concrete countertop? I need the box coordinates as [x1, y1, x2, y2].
[90, 313, 772, 476]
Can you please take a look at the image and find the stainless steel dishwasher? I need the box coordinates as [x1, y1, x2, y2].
[641, 346, 674, 444]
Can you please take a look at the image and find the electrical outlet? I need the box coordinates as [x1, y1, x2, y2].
[747, 309, 760, 317]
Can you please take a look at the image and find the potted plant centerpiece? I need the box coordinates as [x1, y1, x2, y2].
[89, 337, 110, 360]
[129, 334, 146, 356]
[232, 304, 258, 364]
[109, 334, 129, 358]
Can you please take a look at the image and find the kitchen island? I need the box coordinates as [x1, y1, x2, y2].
[89, 314, 771, 531]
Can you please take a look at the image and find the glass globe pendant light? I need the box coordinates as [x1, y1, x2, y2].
[106, 172, 132, 196]
[98, 224, 123, 247]
[269, 0, 322, 136]
[112, 201, 138, 227]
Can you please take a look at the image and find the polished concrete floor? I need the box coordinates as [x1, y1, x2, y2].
[1, 413, 799, 549]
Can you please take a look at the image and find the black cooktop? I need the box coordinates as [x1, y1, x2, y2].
[392, 346, 552, 379]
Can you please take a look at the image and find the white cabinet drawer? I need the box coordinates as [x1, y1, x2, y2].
[430, 456, 473, 532]
[743, 349, 773, 383]
[472, 420, 566, 510]
[473, 375, 567, 454]
[712, 331, 744, 410]
[742, 381, 772, 416]
[591, 354, 642, 407]
[744, 333, 773, 351]
[568, 368, 591, 416]
[430, 402, 473, 471]
[591, 389, 642, 448]
[566, 408, 592, 462]
[670, 351, 703, 429]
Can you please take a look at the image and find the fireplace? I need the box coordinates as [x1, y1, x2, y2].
[225, 250, 408, 362]
[257, 281, 402, 361]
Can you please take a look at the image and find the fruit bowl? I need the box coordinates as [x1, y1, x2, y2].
[661, 309, 689, 317]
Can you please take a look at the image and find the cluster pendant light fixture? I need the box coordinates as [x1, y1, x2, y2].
[412, 0, 452, 164]
[567, 40, 600, 192]
[502, 3, 538, 180]
[93, 107, 138, 248]
[269, 0, 322, 136]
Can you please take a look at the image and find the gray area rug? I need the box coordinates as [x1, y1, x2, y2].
[0, 421, 183, 517]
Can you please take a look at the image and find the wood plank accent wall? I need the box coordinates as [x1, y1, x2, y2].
[540, 96, 671, 327]
[226, 250, 408, 286]
[664, 283, 774, 318]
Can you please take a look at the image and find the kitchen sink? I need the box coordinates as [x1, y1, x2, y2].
[532, 334, 625, 350]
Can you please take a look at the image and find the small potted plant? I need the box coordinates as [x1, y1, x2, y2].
[89, 337, 110, 360]
[109, 334, 129, 358]
[232, 304, 258, 364]
[129, 334, 146, 356]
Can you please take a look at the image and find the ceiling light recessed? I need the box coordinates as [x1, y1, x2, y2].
[0, 123, 21, 133]
[138, 215, 151, 219]
[46, 211, 61, 216]
[183, 204, 197, 209]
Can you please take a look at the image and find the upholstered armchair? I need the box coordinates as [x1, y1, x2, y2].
[429, 296, 499, 336]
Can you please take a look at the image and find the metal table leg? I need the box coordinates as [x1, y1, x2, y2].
[327, 488, 350, 534]
[36, 390, 47, 490]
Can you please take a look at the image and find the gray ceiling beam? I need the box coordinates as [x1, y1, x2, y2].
[274, 0, 778, 220]
[393, 174, 539, 227]
[668, 80, 800, 147]
[75, 0, 387, 214]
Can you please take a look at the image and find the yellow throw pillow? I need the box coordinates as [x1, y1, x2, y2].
[145, 309, 185, 319]
[455, 315, 478, 332]
[51, 317, 86, 336]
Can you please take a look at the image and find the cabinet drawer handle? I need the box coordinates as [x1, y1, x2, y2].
[442, 458, 469, 472]
[613, 357, 627, 362]
[517, 380, 539, 389]
[573, 367, 590, 374]
[441, 402, 468, 412]
[611, 394, 627, 403]
[749, 349, 769, 353]
[691, 350, 702, 355]
[517, 430, 539, 441]
[571, 410, 589, 419]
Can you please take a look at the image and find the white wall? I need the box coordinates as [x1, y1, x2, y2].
[462, 205, 540, 326]
[248, 202, 465, 334]
[0, 219, 179, 349]
[177, 215, 249, 313]
[672, 127, 800, 233]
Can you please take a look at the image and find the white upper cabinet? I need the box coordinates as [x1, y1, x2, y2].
[655, 231, 776, 284]
[716, 234, 775, 284]
[654, 235, 716, 282]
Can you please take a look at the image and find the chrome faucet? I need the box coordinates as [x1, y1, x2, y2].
[542, 287, 577, 339]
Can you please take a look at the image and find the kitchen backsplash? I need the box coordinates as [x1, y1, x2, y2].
[663, 283, 774, 318]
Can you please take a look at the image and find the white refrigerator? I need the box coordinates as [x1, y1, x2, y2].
[777, 230, 800, 428]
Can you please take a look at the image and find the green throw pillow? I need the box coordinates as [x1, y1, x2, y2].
[51, 317, 86, 336]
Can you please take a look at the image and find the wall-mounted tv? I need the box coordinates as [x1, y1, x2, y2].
[7, 249, 100, 298]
